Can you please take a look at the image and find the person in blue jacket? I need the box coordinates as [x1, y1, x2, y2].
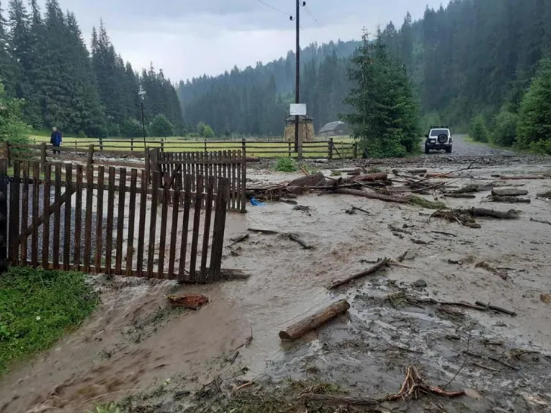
[50, 127, 62, 154]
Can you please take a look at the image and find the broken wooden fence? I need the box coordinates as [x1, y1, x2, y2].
[4, 160, 230, 282]
[153, 149, 247, 213]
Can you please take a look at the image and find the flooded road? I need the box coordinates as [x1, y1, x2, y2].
[1, 156, 551, 412]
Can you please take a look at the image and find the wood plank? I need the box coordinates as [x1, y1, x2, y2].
[104, 167, 116, 274]
[178, 174, 192, 282]
[41, 164, 51, 268]
[147, 171, 160, 278]
[209, 177, 230, 282]
[53, 163, 62, 269]
[74, 165, 83, 270]
[189, 176, 203, 282]
[240, 150, 247, 212]
[115, 168, 126, 274]
[31, 162, 40, 266]
[136, 170, 147, 277]
[94, 166, 105, 273]
[8, 162, 21, 265]
[20, 162, 29, 266]
[235, 151, 241, 211]
[167, 178, 180, 279]
[83, 166, 93, 272]
[63, 164, 72, 270]
[157, 176, 170, 278]
[200, 176, 215, 281]
[126, 169, 138, 276]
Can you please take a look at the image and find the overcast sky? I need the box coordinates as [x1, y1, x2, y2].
[56, 0, 444, 82]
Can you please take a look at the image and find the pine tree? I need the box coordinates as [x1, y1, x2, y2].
[341, 33, 420, 158]
[0, 0, 17, 96]
[517, 58, 551, 153]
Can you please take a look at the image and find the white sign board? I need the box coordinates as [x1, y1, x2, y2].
[290, 103, 307, 116]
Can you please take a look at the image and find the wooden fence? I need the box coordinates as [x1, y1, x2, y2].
[6, 137, 357, 161]
[2, 160, 231, 282]
[153, 150, 247, 213]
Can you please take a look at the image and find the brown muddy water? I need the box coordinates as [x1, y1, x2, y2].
[1, 161, 551, 412]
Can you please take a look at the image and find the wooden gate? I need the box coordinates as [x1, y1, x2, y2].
[152, 150, 247, 213]
[3, 160, 230, 282]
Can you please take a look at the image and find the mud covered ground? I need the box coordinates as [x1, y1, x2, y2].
[1, 150, 551, 413]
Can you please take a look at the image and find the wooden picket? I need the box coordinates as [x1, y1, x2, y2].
[156, 149, 246, 212]
[4, 160, 230, 282]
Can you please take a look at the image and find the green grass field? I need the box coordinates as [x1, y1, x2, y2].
[28, 135, 356, 159]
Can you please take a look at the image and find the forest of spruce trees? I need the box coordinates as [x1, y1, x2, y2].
[178, 0, 551, 142]
[0, 0, 183, 138]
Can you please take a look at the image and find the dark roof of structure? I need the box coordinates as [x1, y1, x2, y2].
[319, 121, 347, 133]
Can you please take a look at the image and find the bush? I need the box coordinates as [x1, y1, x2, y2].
[469, 115, 488, 142]
[490, 110, 518, 147]
[0, 267, 97, 375]
[529, 140, 551, 155]
[197, 122, 215, 138]
[0, 82, 30, 146]
[120, 118, 144, 138]
[149, 114, 174, 137]
[274, 157, 298, 172]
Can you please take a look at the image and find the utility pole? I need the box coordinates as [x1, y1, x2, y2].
[294, 0, 301, 155]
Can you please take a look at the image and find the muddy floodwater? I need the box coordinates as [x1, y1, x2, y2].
[1, 156, 551, 412]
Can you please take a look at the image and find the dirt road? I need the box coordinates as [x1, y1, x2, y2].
[1, 151, 551, 413]
[425, 134, 515, 157]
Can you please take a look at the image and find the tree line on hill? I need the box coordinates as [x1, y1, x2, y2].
[178, 0, 551, 154]
[0, 0, 183, 139]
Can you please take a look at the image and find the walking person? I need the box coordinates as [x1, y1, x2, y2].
[50, 127, 62, 155]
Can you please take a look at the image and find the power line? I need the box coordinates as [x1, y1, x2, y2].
[255, 0, 291, 18]
[304, 4, 320, 25]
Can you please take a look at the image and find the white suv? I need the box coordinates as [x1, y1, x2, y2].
[425, 127, 452, 154]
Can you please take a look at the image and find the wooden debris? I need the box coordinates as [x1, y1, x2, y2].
[221, 269, 250, 280]
[279, 299, 350, 341]
[475, 301, 517, 316]
[396, 250, 409, 263]
[475, 261, 508, 281]
[227, 233, 249, 248]
[500, 175, 545, 180]
[347, 205, 370, 215]
[336, 188, 408, 204]
[280, 198, 298, 205]
[537, 190, 551, 198]
[491, 188, 528, 197]
[248, 227, 280, 235]
[470, 207, 519, 219]
[167, 294, 209, 310]
[347, 173, 388, 183]
[288, 233, 314, 250]
[330, 258, 390, 289]
[488, 196, 531, 204]
[530, 217, 551, 226]
[444, 193, 476, 199]
[288, 172, 326, 188]
[234, 381, 254, 391]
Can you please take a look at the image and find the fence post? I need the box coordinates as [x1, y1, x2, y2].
[353, 142, 358, 159]
[0, 159, 7, 272]
[131, 138, 134, 152]
[74, 140, 77, 151]
[99, 137, 103, 152]
[161, 138, 165, 153]
[204, 139, 207, 153]
[87, 145, 94, 166]
[241, 140, 247, 213]
[288, 141, 292, 157]
[328, 138, 333, 160]
[145, 147, 151, 184]
[40, 142, 47, 171]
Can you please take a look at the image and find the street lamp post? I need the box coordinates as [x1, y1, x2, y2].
[138, 86, 147, 149]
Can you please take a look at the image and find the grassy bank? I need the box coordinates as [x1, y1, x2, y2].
[0, 267, 98, 375]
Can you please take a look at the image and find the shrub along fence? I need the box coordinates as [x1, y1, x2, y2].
[1, 159, 231, 282]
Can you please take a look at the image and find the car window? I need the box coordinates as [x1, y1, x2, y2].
[430, 129, 449, 136]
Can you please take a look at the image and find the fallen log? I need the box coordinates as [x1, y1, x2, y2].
[279, 299, 350, 341]
[407, 169, 428, 175]
[444, 193, 476, 199]
[288, 233, 314, 250]
[220, 269, 250, 280]
[475, 301, 517, 316]
[530, 217, 551, 226]
[488, 195, 531, 204]
[330, 258, 390, 289]
[226, 233, 249, 247]
[248, 227, 280, 235]
[537, 190, 551, 198]
[167, 294, 209, 310]
[469, 207, 519, 219]
[491, 188, 528, 197]
[500, 175, 545, 180]
[336, 188, 408, 204]
[288, 172, 326, 188]
[349, 173, 388, 182]
[424, 172, 455, 178]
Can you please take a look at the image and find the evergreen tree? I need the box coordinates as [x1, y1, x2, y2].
[0, 81, 29, 144]
[341, 33, 420, 158]
[517, 58, 551, 153]
[149, 114, 173, 137]
[0, 1, 17, 96]
[469, 115, 489, 142]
